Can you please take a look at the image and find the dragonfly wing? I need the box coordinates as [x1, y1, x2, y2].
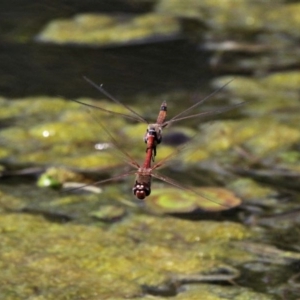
[63, 170, 137, 193]
[151, 132, 198, 171]
[166, 79, 235, 124]
[164, 101, 246, 125]
[152, 101, 245, 171]
[73, 100, 141, 169]
[84, 76, 149, 124]
[70, 98, 147, 123]
[151, 171, 232, 208]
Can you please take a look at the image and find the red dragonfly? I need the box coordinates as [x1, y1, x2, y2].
[70, 105, 242, 208]
[72, 77, 240, 160]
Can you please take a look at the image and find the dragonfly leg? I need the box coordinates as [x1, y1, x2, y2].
[153, 146, 157, 157]
[152, 147, 157, 162]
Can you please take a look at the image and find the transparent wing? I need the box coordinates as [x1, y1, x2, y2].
[151, 171, 231, 208]
[151, 131, 201, 171]
[87, 109, 141, 169]
[71, 98, 141, 169]
[70, 98, 148, 123]
[166, 79, 234, 124]
[84, 76, 149, 124]
[164, 102, 246, 126]
[63, 170, 137, 193]
[152, 100, 245, 171]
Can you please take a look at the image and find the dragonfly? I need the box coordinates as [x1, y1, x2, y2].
[69, 103, 242, 208]
[71, 76, 241, 161]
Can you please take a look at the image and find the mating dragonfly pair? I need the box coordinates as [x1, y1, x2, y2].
[73, 77, 243, 207]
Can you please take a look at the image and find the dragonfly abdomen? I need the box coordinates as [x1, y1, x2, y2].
[156, 100, 167, 125]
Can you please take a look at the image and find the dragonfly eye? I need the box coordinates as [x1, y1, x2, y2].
[133, 183, 151, 200]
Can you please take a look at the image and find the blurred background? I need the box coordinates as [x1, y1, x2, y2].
[1, 1, 300, 299]
[0, 0, 219, 98]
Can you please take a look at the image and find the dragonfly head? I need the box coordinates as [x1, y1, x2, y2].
[133, 182, 151, 200]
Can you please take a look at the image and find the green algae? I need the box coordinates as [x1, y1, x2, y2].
[266, 3, 300, 38]
[148, 186, 241, 213]
[228, 178, 279, 207]
[214, 74, 300, 137]
[0, 127, 34, 153]
[0, 97, 70, 124]
[233, 242, 300, 265]
[36, 13, 180, 46]
[242, 119, 300, 157]
[262, 72, 300, 90]
[0, 211, 254, 299]
[37, 172, 62, 188]
[37, 167, 87, 188]
[2, 3, 300, 298]
[156, 0, 300, 46]
[0, 96, 146, 170]
[0, 83, 297, 298]
[113, 214, 250, 246]
[0, 87, 295, 179]
[156, 0, 273, 33]
[175, 116, 300, 177]
[57, 152, 125, 171]
[155, 0, 300, 73]
[0, 214, 140, 299]
[0, 190, 26, 212]
[89, 205, 126, 222]
[0, 147, 12, 160]
[178, 284, 276, 300]
[277, 151, 300, 165]
[2, 83, 300, 212]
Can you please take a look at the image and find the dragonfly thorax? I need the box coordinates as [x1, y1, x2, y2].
[144, 124, 162, 145]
